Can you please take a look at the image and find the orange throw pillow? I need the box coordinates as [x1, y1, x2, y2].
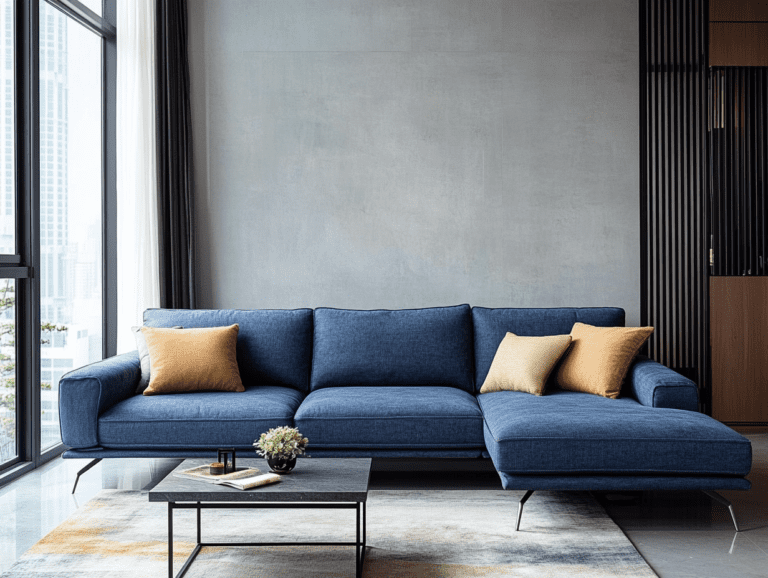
[555, 322, 653, 399]
[141, 325, 244, 396]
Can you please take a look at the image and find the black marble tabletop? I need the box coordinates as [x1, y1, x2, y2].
[148, 458, 372, 503]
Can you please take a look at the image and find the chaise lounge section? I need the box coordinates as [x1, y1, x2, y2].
[471, 306, 752, 528]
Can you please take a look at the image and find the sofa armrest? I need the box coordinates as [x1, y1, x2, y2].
[626, 356, 699, 411]
[59, 352, 141, 449]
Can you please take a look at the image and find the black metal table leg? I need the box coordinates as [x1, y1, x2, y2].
[361, 501, 367, 575]
[177, 545, 202, 578]
[356, 503, 361, 578]
[164, 501, 364, 577]
[196, 502, 201, 544]
[168, 502, 173, 578]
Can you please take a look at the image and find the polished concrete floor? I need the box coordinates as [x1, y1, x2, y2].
[0, 429, 766, 577]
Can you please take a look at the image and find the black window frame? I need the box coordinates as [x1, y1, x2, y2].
[0, 0, 115, 486]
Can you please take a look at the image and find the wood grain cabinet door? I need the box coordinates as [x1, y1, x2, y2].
[710, 0, 768, 66]
[710, 277, 768, 423]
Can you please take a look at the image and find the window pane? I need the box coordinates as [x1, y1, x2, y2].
[0, 0, 14, 255]
[0, 279, 16, 466]
[39, 2, 103, 451]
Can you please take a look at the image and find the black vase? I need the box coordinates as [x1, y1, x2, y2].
[267, 456, 297, 474]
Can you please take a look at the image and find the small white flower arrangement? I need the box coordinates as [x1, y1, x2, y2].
[254, 426, 309, 460]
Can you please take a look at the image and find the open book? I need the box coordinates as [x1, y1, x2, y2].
[213, 472, 282, 490]
[174, 465, 262, 484]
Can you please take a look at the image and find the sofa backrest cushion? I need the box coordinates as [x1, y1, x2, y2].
[143, 308, 313, 391]
[311, 305, 475, 392]
[472, 307, 625, 392]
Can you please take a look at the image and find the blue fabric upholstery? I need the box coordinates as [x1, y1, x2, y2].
[480, 390, 752, 476]
[496, 472, 752, 491]
[472, 307, 625, 391]
[294, 386, 485, 448]
[311, 305, 475, 392]
[98, 386, 303, 450]
[143, 308, 313, 391]
[63, 449, 259, 459]
[64, 448, 485, 459]
[305, 449, 485, 458]
[627, 356, 699, 410]
[59, 352, 141, 449]
[58, 305, 753, 498]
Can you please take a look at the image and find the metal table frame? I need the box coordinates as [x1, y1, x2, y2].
[167, 500, 367, 578]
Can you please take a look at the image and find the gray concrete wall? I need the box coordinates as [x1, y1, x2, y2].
[188, 0, 640, 324]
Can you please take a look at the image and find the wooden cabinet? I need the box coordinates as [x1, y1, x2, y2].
[710, 0, 768, 66]
[710, 23, 768, 65]
[710, 277, 768, 423]
[710, 0, 768, 21]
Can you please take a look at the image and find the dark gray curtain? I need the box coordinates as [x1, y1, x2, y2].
[156, 0, 195, 309]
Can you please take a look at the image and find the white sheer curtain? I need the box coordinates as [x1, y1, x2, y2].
[116, 0, 160, 353]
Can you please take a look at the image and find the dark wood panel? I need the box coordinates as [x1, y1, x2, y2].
[711, 0, 768, 22]
[710, 23, 768, 65]
[711, 277, 768, 423]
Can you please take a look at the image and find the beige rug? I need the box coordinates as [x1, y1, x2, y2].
[1, 489, 656, 577]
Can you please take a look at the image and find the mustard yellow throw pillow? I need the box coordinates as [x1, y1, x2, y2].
[141, 325, 244, 396]
[479, 332, 573, 396]
[555, 322, 654, 399]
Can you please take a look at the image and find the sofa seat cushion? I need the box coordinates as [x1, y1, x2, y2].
[294, 386, 485, 449]
[98, 386, 304, 449]
[479, 390, 752, 476]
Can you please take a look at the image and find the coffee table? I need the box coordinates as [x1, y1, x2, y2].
[149, 458, 371, 578]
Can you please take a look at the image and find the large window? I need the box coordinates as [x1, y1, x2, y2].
[39, 1, 103, 451]
[0, 279, 16, 466]
[0, 0, 14, 256]
[0, 0, 115, 483]
[0, 0, 17, 470]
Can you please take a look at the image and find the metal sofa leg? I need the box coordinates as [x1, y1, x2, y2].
[71, 458, 102, 494]
[703, 490, 740, 532]
[515, 490, 534, 531]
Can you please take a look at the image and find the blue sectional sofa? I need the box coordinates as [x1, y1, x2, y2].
[59, 305, 752, 530]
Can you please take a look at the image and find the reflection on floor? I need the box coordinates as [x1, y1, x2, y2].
[0, 429, 765, 577]
[600, 429, 768, 578]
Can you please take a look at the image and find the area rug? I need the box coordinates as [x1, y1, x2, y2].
[1, 489, 656, 577]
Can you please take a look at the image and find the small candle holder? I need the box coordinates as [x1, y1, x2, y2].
[209, 462, 226, 475]
[217, 448, 236, 473]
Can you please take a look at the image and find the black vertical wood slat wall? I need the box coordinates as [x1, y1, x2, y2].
[640, 0, 710, 412]
[710, 68, 768, 277]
